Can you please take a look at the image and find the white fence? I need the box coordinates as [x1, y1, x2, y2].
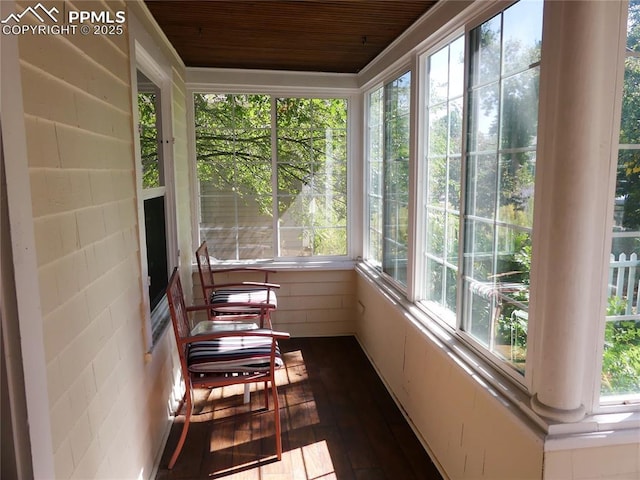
[608, 252, 640, 317]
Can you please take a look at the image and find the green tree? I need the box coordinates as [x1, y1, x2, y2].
[194, 94, 348, 258]
[618, 0, 640, 230]
[138, 91, 161, 188]
[602, 0, 640, 396]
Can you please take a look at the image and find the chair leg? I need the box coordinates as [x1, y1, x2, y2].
[264, 380, 269, 409]
[168, 388, 193, 469]
[271, 379, 282, 460]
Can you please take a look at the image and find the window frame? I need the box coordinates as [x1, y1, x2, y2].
[597, 1, 640, 407]
[361, 0, 639, 437]
[363, 67, 415, 292]
[412, 1, 543, 389]
[132, 42, 178, 352]
[416, 32, 467, 329]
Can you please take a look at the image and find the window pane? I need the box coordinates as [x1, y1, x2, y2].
[383, 72, 411, 285]
[449, 36, 465, 98]
[276, 98, 348, 257]
[468, 84, 499, 153]
[137, 70, 163, 189]
[428, 104, 448, 156]
[367, 88, 384, 266]
[422, 37, 463, 320]
[502, 0, 543, 75]
[429, 46, 449, 105]
[621, 57, 640, 145]
[195, 94, 273, 260]
[498, 152, 535, 228]
[426, 210, 445, 257]
[196, 94, 348, 260]
[466, 153, 498, 219]
[463, 2, 542, 372]
[448, 156, 461, 210]
[449, 98, 463, 155]
[426, 258, 444, 303]
[427, 155, 446, 206]
[603, 1, 640, 397]
[470, 14, 502, 86]
[500, 69, 540, 150]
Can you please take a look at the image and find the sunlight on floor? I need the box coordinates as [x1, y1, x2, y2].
[209, 440, 336, 480]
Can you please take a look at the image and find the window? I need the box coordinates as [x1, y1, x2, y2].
[195, 94, 348, 260]
[418, 1, 543, 373]
[366, 88, 384, 267]
[365, 72, 412, 286]
[422, 35, 464, 325]
[135, 65, 176, 349]
[602, 0, 640, 398]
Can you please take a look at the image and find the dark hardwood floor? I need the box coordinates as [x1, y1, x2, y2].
[156, 336, 443, 480]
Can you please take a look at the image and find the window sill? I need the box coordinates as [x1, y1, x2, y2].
[355, 261, 640, 450]
[191, 258, 357, 272]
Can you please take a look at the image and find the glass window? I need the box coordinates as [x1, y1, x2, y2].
[383, 72, 412, 285]
[461, 0, 542, 373]
[277, 98, 348, 257]
[135, 67, 174, 349]
[367, 88, 384, 267]
[365, 72, 411, 286]
[195, 94, 348, 260]
[422, 36, 464, 324]
[137, 71, 164, 189]
[602, 0, 640, 398]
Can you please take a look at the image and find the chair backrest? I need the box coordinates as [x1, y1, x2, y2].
[167, 268, 191, 368]
[195, 241, 215, 299]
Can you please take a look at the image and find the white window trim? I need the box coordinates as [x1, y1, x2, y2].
[186, 74, 360, 264]
[363, 0, 640, 422]
[362, 64, 416, 293]
[130, 36, 178, 352]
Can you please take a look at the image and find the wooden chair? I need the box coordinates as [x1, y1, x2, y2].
[166, 267, 290, 469]
[195, 240, 280, 319]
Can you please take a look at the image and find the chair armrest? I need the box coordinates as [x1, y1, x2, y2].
[212, 267, 278, 274]
[204, 281, 280, 290]
[180, 328, 290, 345]
[186, 302, 275, 312]
[184, 303, 217, 313]
[211, 267, 277, 284]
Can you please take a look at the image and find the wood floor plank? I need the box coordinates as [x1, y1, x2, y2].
[156, 336, 442, 479]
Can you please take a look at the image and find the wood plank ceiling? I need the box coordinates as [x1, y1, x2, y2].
[144, 0, 438, 73]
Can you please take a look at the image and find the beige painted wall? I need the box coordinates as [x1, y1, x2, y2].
[192, 268, 357, 337]
[355, 271, 544, 479]
[544, 442, 640, 480]
[15, 0, 190, 477]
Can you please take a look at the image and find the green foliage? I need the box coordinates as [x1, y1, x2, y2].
[194, 93, 349, 257]
[618, 1, 640, 229]
[138, 92, 161, 188]
[600, 0, 640, 396]
[602, 319, 640, 395]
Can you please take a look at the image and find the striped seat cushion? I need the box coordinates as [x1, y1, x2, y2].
[210, 288, 278, 310]
[187, 332, 283, 373]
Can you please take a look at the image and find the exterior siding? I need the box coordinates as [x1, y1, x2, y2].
[15, 1, 186, 478]
[193, 268, 357, 337]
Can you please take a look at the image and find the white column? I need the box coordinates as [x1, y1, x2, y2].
[528, 0, 628, 422]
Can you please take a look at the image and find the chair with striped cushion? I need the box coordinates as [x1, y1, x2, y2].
[195, 241, 279, 320]
[166, 267, 290, 469]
